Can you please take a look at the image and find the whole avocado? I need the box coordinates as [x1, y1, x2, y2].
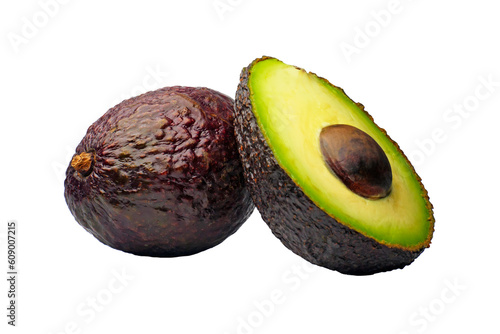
[64, 86, 254, 257]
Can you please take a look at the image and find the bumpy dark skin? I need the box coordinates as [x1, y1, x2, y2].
[65, 86, 254, 257]
[234, 57, 430, 275]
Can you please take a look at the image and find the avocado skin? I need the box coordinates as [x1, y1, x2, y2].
[65, 86, 254, 257]
[234, 57, 426, 275]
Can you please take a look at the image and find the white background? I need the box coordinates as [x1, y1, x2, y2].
[1, 0, 499, 333]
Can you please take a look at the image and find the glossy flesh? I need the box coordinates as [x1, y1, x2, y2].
[247, 58, 432, 249]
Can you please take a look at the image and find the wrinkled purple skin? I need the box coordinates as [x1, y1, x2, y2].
[64, 86, 254, 257]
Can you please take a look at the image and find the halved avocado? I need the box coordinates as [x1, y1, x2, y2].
[234, 57, 434, 275]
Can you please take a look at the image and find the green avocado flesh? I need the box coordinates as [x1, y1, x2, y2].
[248, 58, 432, 249]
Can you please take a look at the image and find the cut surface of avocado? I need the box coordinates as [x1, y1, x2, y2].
[248, 58, 432, 250]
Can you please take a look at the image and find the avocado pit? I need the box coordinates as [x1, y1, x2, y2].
[319, 124, 392, 199]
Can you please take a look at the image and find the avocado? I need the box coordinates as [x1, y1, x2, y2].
[64, 86, 254, 257]
[234, 57, 434, 275]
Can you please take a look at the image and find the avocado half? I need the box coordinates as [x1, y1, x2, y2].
[234, 57, 434, 275]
